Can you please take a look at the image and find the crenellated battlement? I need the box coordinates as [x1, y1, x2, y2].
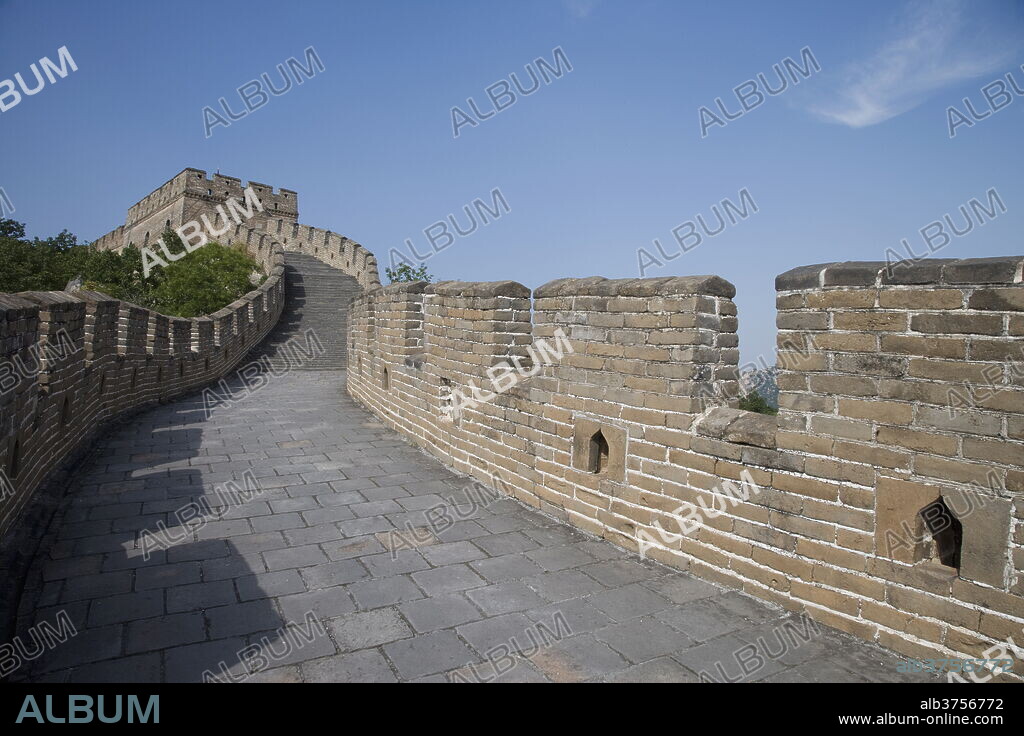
[0, 227, 287, 546]
[346, 256, 1024, 680]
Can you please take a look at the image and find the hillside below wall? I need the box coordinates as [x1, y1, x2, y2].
[346, 257, 1024, 680]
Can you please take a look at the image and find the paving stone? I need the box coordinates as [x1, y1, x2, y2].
[360, 550, 430, 578]
[348, 575, 424, 610]
[587, 583, 672, 622]
[303, 649, 399, 683]
[30, 625, 124, 673]
[527, 634, 629, 683]
[61, 571, 133, 602]
[135, 561, 202, 590]
[236, 570, 307, 601]
[322, 536, 385, 561]
[421, 541, 487, 566]
[434, 520, 490, 543]
[328, 608, 413, 651]
[714, 590, 785, 624]
[641, 573, 722, 605]
[284, 523, 345, 547]
[88, 590, 165, 626]
[300, 559, 368, 589]
[605, 657, 700, 683]
[167, 580, 238, 612]
[443, 655, 550, 683]
[245, 623, 336, 667]
[66, 653, 162, 683]
[202, 554, 264, 581]
[673, 633, 789, 683]
[525, 544, 597, 572]
[411, 564, 486, 596]
[593, 616, 696, 664]
[472, 531, 539, 556]
[525, 599, 614, 636]
[252, 512, 306, 533]
[466, 581, 548, 616]
[165, 636, 249, 683]
[263, 544, 329, 571]
[525, 569, 607, 602]
[206, 600, 284, 639]
[469, 553, 545, 583]
[41, 555, 104, 582]
[246, 665, 303, 683]
[655, 597, 749, 642]
[457, 613, 539, 656]
[166, 539, 231, 563]
[126, 613, 206, 654]
[278, 588, 357, 628]
[383, 631, 479, 680]
[581, 559, 660, 587]
[398, 594, 483, 633]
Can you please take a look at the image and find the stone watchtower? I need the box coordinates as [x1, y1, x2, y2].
[92, 168, 299, 252]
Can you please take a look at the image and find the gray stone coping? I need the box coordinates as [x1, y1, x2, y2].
[776, 257, 1024, 290]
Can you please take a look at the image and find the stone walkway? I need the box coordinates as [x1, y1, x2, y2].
[12, 255, 939, 683]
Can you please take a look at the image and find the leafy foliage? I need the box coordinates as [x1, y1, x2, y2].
[385, 263, 433, 283]
[738, 391, 778, 415]
[0, 219, 263, 318]
[151, 242, 264, 318]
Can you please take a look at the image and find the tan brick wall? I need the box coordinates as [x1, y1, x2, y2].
[0, 227, 288, 538]
[347, 258, 1024, 680]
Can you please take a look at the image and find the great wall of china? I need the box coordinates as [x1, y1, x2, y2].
[1, 169, 1021, 680]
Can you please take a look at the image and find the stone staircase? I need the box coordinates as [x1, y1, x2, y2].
[246, 252, 362, 371]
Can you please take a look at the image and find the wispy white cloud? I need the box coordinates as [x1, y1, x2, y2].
[810, 0, 1020, 127]
[564, 0, 599, 20]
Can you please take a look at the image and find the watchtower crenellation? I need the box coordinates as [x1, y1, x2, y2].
[97, 168, 301, 254]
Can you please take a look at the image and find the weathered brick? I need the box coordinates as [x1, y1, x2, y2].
[879, 289, 964, 310]
[833, 312, 907, 331]
[967, 288, 1024, 311]
[879, 334, 966, 358]
[911, 313, 1002, 335]
[838, 398, 913, 425]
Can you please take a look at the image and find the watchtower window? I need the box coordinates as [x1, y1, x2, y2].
[207, 189, 212, 195]
[588, 430, 610, 474]
[382, 367, 390, 390]
[919, 498, 962, 569]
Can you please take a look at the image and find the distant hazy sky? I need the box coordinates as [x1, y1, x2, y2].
[1, 0, 1021, 363]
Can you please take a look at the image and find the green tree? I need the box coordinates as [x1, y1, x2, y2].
[1, 220, 264, 319]
[738, 391, 778, 416]
[151, 242, 264, 318]
[385, 263, 433, 283]
[0, 218, 26, 239]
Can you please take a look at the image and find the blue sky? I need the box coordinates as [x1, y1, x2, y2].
[1, 0, 1021, 364]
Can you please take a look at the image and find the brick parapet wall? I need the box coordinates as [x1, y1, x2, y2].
[347, 258, 1024, 680]
[0, 228, 288, 539]
[276, 222, 381, 290]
